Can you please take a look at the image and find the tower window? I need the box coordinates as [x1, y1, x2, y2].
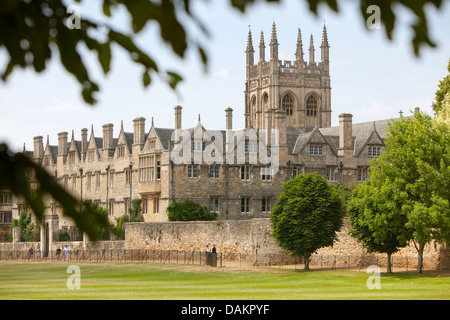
[262, 93, 269, 112]
[306, 95, 318, 117]
[281, 93, 294, 116]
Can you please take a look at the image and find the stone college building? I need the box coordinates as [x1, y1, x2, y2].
[1, 23, 405, 242]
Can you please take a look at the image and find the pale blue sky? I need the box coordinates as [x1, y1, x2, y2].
[1, 1, 449, 152]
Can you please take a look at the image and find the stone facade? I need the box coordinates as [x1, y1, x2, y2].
[4, 23, 419, 258]
[125, 218, 450, 270]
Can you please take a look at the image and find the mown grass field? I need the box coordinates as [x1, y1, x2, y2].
[0, 261, 448, 300]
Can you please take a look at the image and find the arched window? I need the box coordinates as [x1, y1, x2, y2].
[262, 93, 269, 112]
[251, 96, 257, 111]
[306, 95, 318, 117]
[281, 93, 294, 116]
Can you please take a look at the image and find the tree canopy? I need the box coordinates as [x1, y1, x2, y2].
[167, 199, 217, 221]
[270, 173, 345, 270]
[433, 59, 450, 119]
[348, 180, 411, 273]
[349, 111, 450, 272]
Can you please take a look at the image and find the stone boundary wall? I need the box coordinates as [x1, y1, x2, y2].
[2, 218, 448, 270]
[125, 218, 450, 270]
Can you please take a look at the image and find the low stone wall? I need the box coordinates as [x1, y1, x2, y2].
[125, 218, 450, 270]
[2, 218, 448, 270]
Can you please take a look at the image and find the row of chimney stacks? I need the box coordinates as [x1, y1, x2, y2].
[32, 106, 236, 159]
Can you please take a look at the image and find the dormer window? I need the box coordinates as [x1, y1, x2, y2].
[117, 145, 125, 158]
[43, 155, 51, 166]
[192, 141, 205, 152]
[149, 139, 156, 151]
[87, 149, 95, 162]
[368, 146, 381, 158]
[245, 140, 257, 153]
[309, 145, 323, 156]
[68, 151, 76, 164]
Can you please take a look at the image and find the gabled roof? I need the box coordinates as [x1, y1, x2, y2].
[292, 127, 337, 156]
[43, 138, 58, 165]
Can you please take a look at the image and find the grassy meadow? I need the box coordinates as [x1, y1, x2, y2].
[0, 261, 448, 300]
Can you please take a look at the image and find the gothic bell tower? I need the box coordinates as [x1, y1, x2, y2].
[244, 23, 332, 134]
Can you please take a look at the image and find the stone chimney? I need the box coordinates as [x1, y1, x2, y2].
[133, 117, 145, 145]
[102, 123, 114, 158]
[57, 132, 68, 156]
[225, 107, 233, 130]
[338, 113, 353, 157]
[174, 105, 182, 143]
[33, 136, 44, 159]
[81, 128, 88, 160]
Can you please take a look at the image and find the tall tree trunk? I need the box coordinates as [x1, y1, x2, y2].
[304, 255, 310, 270]
[417, 243, 425, 273]
[386, 253, 392, 273]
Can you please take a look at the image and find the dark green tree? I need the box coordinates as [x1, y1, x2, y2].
[350, 111, 450, 273]
[270, 173, 345, 270]
[167, 200, 217, 222]
[127, 198, 144, 221]
[348, 180, 411, 273]
[113, 198, 144, 239]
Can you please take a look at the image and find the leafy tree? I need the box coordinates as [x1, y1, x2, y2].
[330, 184, 354, 214]
[360, 111, 450, 273]
[435, 91, 450, 126]
[9, 208, 40, 242]
[270, 173, 345, 270]
[127, 198, 144, 221]
[113, 198, 144, 239]
[167, 200, 217, 221]
[348, 180, 411, 273]
[432, 59, 450, 114]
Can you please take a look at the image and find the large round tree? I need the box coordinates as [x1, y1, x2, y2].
[270, 173, 345, 270]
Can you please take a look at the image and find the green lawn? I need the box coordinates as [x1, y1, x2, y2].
[0, 261, 448, 300]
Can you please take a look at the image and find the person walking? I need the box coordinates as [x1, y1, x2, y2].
[63, 245, 70, 261]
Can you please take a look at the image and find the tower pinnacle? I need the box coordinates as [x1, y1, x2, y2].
[246, 27, 255, 66]
[270, 21, 279, 60]
[309, 34, 315, 64]
[296, 28, 304, 62]
[259, 31, 266, 62]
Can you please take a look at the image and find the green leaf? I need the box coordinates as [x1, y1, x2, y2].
[167, 71, 183, 90]
[142, 70, 151, 87]
[98, 41, 112, 74]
